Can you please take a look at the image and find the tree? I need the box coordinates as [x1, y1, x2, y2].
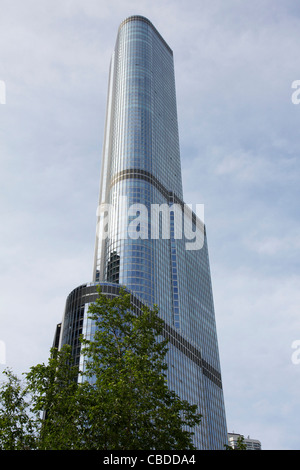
[0, 288, 202, 450]
[79, 287, 202, 450]
[25, 345, 82, 449]
[0, 368, 37, 450]
[225, 435, 247, 450]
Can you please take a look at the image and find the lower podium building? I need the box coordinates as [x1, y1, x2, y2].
[55, 15, 228, 449]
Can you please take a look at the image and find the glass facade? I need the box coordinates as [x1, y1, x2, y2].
[59, 15, 227, 449]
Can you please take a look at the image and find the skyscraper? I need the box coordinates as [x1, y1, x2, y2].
[56, 15, 227, 449]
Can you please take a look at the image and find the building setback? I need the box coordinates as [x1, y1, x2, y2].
[56, 15, 228, 449]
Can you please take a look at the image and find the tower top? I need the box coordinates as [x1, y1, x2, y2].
[118, 15, 173, 55]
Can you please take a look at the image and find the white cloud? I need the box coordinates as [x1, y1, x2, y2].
[244, 231, 300, 256]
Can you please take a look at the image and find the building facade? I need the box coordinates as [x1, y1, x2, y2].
[228, 433, 262, 450]
[57, 15, 227, 449]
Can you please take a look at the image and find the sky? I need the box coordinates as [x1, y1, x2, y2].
[0, 0, 300, 450]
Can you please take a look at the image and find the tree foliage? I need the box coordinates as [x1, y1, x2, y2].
[0, 288, 202, 450]
[0, 368, 37, 449]
[79, 288, 202, 450]
[25, 345, 82, 449]
[225, 435, 247, 450]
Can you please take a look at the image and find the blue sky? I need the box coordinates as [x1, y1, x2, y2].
[1, 0, 300, 450]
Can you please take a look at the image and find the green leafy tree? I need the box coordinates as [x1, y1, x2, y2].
[0, 346, 87, 450]
[0, 368, 37, 449]
[0, 288, 202, 450]
[79, 287, 202, 450]
[25, 345, 83, 449]
[225, 435, 247, 450]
